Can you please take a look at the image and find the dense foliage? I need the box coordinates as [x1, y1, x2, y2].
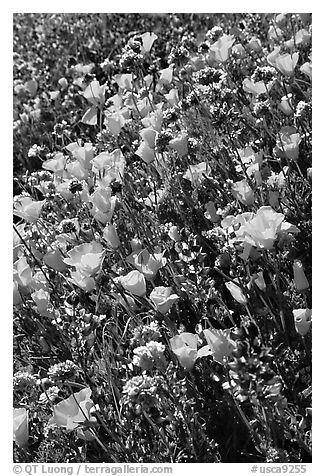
[13, 13, 312, 464]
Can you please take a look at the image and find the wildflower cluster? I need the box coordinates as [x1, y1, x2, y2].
[13, 13, 311, 464]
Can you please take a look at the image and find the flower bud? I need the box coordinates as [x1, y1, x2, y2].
[275, 13, 287, 27]
[103, 224, 120, 249]
[293, 260, 309, 292]
[130, 238, 142, 252]
[253, 271, 266, 291]
[39, 336, 51, 354]
[205, 201, 219, 223]
[170, 333, 198, 371]
[247, 37, 262, 52]
[232, 43, 246, 58]
[307, 168, 312, 180]
[279, 95, 294, 116]
[225, 281, 248, 305]
[43, 249, 66, 272]
[293, 308, 312, 336]
[168, 225, 181, 242]
[58, 77, 68, 90]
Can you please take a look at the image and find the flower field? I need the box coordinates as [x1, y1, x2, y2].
[13, 13, 312, 464]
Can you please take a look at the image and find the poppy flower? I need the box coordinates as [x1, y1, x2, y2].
[113, 74, 134, 91]
[49, 387, 96, 431]
[209, 34, 235, 63]
[231, 179, 255, 206]
[279, 95, 294, 116]
[14, 196, 45, 223]
[143, 188, 166, 208]
[149, 286, 179, 314]
[159, 65, 174, 85]
[14, 255, 33, 289]
[295, 29, 311, 46]
[243, 78, 267, 96]
[300, 62, 312, 80]
[117, 270, 146, 297]
[31, 289, 53, 317]
[141, 103, 164, 132]
[135, 142, 155, 164]
[69, 270, 96, 292]
[203, 328, 236, 364]
[253, 271, 266, 292]
[82, 80, 106, 107]
[24, 79, 38, 96]
[89, 186, 117, 224]
[55, 179, 74, 201]
[105, 111, 126, 136]
[184, 162, 211, 186]
[236, 206, 297, 250]
[275, 126, 301, 161]
[170, 333, 209, 371]
[247, 37, 262, 52]
[139, 32, 158, 53]
[42, 152, 67, 175]
[275, 52, 299, 77]
[165, 88, 179, 106]
[140, 127, 158, 149]
[168, 132, 188, 157]
[126, 248, 166, 280]
[92, 149, 125, 176]
[81, 80, 106, 125]
[67, 160, 89, 181]
[13, 223, 25, 262]
[66, 142, 94, 171]
[13, 408, 29, 448]
[267, 47, 281, 67]
[63, 241, 104, 277]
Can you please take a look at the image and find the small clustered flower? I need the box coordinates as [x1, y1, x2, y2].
[122, 374, 164, 408]
[59, 219, 77, 234]
[130, 321, 162, 348]
[206, 26, 223, 42]
[39, 385, 60, 404]
[28, 144, 42, 157]
[194, 67, 222, 86]
[251, 66, 277, 83]
[13, 371, 37, 391]
[132, 341, 166, 370]
[47, 360, 79, 381]
[295, 100, 312, 121]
